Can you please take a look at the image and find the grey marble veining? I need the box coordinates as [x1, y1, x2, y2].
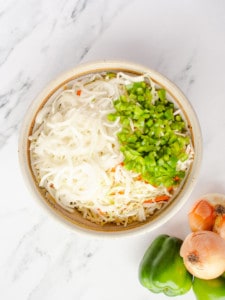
[0, 0, 133, 148]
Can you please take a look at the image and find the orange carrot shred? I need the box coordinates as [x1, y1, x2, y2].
[118, 190, 124, 195]
[155, 195, 170, 202]
[136, 175, 143, 181]
[173, 176, 180, 182]
[97, 208, 105, 216]
[76, 89, 82, 96]
[144, 195, 170, 204]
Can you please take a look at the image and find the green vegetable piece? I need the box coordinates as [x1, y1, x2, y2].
[136, 87, 144, 95]
[158, 89, 166, 101]
[146, 119, 153, 127]
[164, 108, 174, 120]
[133, 106, 144, 119]
[122, 147, 141, 160]
[178, 152, 189, 162]
[129, 93, 137, 100]
[139, 234, 193, 297]
[107, 113, 117, 121]
[127, 135, 137, 143]
[106, 72, 116, 78]
[193, 273, 225, 300]
[175, 114, 182, 121]
[126, 83, 133, 91]
[137, 95, 145, 102]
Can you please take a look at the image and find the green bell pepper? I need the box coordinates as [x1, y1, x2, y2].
[138, 234, 192, 296]
[193, 272, 225, 300]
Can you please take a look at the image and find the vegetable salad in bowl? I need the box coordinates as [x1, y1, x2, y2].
[19, 61, 202, 236]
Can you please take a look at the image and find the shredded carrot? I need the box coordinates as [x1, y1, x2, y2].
[110, 162, 125, 172]
[173, 176, 180, 182]
[76, 89, 82, 96]
[155, 195, 170, 202]
[136, 175, 143, 181]
[118, 190, 124, 195]
[167, 186, 174, 192]
[110, 190, 124, 196]
[143, 199, 154, 204]
[144, 195, 170, 204]
[97, 208, 105, 216]
[135, 174, 150, 184]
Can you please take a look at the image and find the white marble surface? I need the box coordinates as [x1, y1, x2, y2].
[1, 0, 225, 299]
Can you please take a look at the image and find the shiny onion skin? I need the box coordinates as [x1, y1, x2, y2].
[213, 208, 225, 240]
[180, 231, 225, 280]
[188, 193, 225, 240]
[188, 199, 216, 231]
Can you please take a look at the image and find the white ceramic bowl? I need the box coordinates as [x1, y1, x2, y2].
[18, 60, 202, 237]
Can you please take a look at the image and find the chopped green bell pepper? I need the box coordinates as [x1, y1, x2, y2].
[108, 81, 191, 188]
[193, 272, 225, 300]
[138, 234, 192, 296]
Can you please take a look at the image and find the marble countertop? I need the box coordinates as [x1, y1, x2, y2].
[1, 0, 225, 299]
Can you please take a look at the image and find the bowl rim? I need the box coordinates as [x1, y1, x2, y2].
[18, 60, 203, 238]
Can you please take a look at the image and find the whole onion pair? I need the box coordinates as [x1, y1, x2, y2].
[180, 193, 225, 280]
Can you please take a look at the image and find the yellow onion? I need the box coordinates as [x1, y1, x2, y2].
[180, 231, 225, 280]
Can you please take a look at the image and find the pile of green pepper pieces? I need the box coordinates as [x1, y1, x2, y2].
[108, 81, 191, 187]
